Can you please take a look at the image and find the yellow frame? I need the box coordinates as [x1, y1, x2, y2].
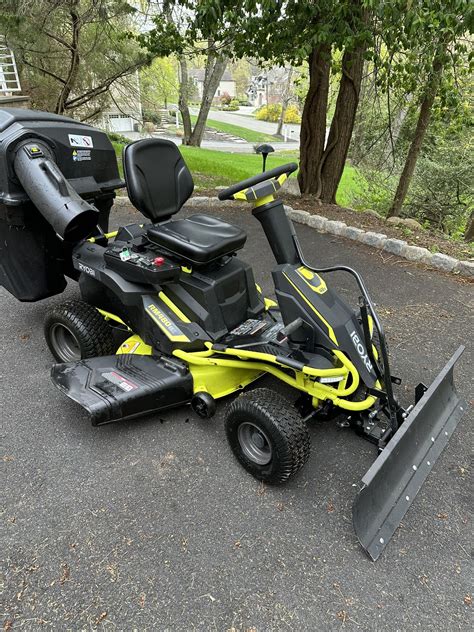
[95, 282, 378, 411]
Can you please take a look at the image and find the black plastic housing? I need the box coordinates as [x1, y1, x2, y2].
[0, 108, 124, 301]
[252, 200, 299, 265]
[14, 140, 100, 241]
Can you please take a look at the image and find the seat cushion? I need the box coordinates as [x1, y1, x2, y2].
[123, 139, 194, 222]
[147, 214, 247, 265]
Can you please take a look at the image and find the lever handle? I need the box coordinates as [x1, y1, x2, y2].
[41, 160, 69, 196]
[278, 317, 304, 341]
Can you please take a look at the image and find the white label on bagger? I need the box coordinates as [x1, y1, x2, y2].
[72, 149, 91, 162]
[68, 134, 94, 148]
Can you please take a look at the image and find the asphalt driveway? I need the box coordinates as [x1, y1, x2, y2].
[1, 202, 472, 630]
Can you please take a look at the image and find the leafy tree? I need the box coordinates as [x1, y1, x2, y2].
[397, 85, 473, 237]
[229, 58, 251, 98]
[141, 56, 179, 111]
[189, 0, 473, 220]
[380, 0, 474, 218]
[140, 3, 232, 146]
[185, 0, 374, 200]
[140, 0, 373, 178]
[1, 0, 151, 118]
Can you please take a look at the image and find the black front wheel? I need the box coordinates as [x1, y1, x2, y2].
[225, 388, 311, 485]
[44, 300, 115, 362]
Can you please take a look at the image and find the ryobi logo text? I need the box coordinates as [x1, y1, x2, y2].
[77, 262, 96, 277]
[350, 330, 373, 373]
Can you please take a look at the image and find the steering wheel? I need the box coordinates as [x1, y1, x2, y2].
[218, 162, 298, 202]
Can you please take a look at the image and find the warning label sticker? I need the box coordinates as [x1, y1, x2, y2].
[68, 133, 93, 148]
[102, 371, 138, 392]
[72, 149, 91, 162]
[230, 319, 270, 337]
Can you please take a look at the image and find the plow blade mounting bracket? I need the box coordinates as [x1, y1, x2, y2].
[352, 345, 466, 561]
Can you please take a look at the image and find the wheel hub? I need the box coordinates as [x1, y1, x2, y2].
[237, 422, 272, 465]
[50, 323, 81, 362]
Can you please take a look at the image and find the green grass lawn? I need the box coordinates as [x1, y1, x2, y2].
[112, 139, 297, 187]
[188, 114, 276, 144]
[336, 163, 370, 208]
[111, 138, 365, 204]
[180, 146, 299, 188]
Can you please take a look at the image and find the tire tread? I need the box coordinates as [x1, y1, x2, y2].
[226, 388, 311, 484]
[44, 300, 115, 361]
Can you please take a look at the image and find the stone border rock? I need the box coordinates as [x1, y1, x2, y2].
[115, 195, 473, 279]
[283, 206, 472, 278]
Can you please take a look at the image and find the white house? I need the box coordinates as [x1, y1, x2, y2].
[189, 68, 236, 100]
[247, 66, 293, 107]
[101, 71, 143, 133]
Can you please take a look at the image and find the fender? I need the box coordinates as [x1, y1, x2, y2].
[273, 263, 378, 388]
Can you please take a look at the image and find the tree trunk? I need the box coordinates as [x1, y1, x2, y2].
[297, 45, 331, 194]
[388, 57, 444, 218]
[318, 46, 365, 203]
[381, 94, 412, 168]
[187, 54, 228, 147]
[178, 56, 192, 143]
[463, 210, 474, 242]
[55, 3, 81, 114]
[276, 66, 293, 137]
[349, 68, 370, 165]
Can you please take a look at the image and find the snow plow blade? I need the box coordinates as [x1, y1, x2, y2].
[353, 346, 466, 561]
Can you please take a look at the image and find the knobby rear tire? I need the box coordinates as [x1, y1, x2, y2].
[44, 300, 115, 362]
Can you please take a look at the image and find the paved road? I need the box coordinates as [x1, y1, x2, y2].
[192, 107, 301, 141]
[2, 203, 472, 630]
[121, 131, 299, 153]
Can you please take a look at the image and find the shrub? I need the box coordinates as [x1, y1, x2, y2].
[142, 110, 160, 124]
[222, 98, 240, 111]
[143, 121, 156, 134]
[284, 104, 302, 124]
[255, 104, 281, 122]
[255, 103, 301, 123]
[107, 132, 130, 145]
[220, 92, 232, 105]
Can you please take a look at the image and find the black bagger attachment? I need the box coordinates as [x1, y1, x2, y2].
[353, 345, 466, 561]
[51, 354, 193, 425]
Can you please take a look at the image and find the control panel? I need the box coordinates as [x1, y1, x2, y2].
[104, 244, 180, 285]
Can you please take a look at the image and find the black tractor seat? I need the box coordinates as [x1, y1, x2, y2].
[123, 138, 247, 266]
[147, 214, 246, 265]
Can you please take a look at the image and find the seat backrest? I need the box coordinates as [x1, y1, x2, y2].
[123, 138, 194, 222]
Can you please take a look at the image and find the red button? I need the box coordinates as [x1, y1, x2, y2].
[153, 257, 165, 266]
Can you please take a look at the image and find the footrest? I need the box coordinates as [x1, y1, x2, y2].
[51, 354, 193, 425]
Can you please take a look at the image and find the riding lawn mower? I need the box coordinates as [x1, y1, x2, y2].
[0, 108, 466, 560]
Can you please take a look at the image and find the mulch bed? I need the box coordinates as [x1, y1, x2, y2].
[196, 189, 473, 261]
